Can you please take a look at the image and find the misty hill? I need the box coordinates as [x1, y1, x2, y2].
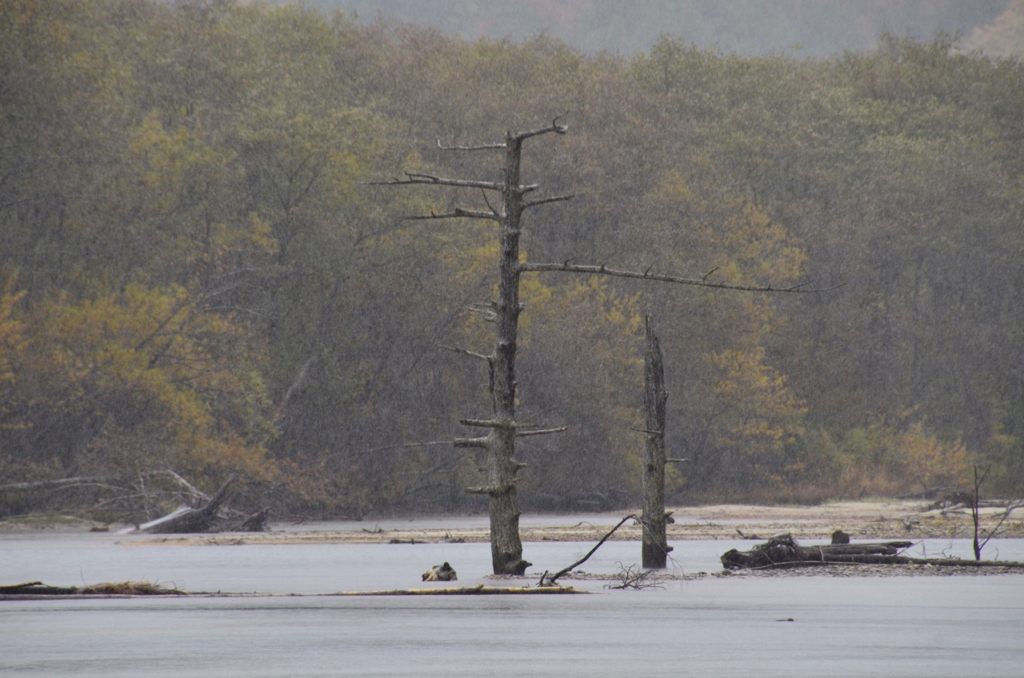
[303, 0, 1008, 57]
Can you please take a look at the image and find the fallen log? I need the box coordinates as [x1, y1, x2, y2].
[757, 556, 1024, 569]
[721, 533, 1024, 570]
[330, 584, 585, 595]
[232, 507, 270, 532]
[721, 533, 912, 569]
[799, 541, 913, 560]
[0, 581, 185, 596]
[0, 581, 583, 599]
[140, 477, 235, 534]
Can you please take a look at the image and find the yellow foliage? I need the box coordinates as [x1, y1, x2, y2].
[0, 284, 27, 430]
[804, 420, 974, 499]
[897, 422, 971, 490]
[7, 282, 275, 481]
[708, 345, 806, 452]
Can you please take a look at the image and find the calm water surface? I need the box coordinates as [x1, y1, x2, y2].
[2, 521, 1023, 677]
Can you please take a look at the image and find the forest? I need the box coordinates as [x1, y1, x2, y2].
[2, 0, 1023, 520]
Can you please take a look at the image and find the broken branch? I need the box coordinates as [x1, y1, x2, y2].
[453, 437, 489, 449]
[539, 514, 639, 586]
[465, 483, 513, 496]
[438, 344, 492, 362]
[524, 194, 574, 210]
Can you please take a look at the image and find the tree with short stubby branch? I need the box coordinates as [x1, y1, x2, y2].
[375, 120, 833, 575]
[375, 120, 572, 574]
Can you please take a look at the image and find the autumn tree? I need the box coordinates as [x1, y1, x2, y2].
[5, 0, 1023, 520]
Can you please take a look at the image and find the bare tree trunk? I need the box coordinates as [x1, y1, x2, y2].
[456, 129, 563, 574]
[377, 122, 570, 575]
[641, 315, 672, 568]
[481, 132, 530, 575]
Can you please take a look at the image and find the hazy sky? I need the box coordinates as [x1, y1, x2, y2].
[305, 0, 1008, 56]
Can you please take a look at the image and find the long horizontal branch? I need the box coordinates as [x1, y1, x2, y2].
[524, 194, 573, 210]
[437, 344, 492, 362]
[437, 139, 506, 151]
[368, 172, 541, 193]
[434, 116, 568, 152]
[514, 118, 569, 142]
[0, 470, 207, 501]
[366, 172, 502, 191]
[516, 427, 568, 437]
[453, 437, 489, 449]
[404, 208, 499, 221]
[520, 262, 842, 293]
[0, 476, 113, 492]
[362, 441, 456, 453]
[460, 418, 513, 429]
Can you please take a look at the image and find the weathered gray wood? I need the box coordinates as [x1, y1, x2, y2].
[141, 477, 235, 534]
[378, 122, 571, 575]
[641, 315, 672, 569]
[722, 533, 924, 569]
[482, 129, 531, 576]
[234, 507, 270, 532]
[539, 514, 639, 586]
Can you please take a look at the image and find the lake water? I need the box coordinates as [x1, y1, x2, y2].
[3, 521, 1024, 677]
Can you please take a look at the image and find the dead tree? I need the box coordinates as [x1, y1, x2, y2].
[377, 120, 831, 575]
[376, 121, 572, 574]
[969, 465, 1022, 560]
[640, 314, 673, 568]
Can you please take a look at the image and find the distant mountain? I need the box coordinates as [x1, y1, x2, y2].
[301, 0, 1009, 57]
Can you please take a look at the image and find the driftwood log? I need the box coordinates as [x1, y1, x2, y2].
[140, 477, 236, 534]
[0, 581, 184, 596]
[232, 507, 270, 532]
[721, 533, 1024, 570]
[721, 534, 912, 569]
[334, 585, 584, 595]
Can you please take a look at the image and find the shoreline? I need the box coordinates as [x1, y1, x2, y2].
[4, 499, 1021, 545]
